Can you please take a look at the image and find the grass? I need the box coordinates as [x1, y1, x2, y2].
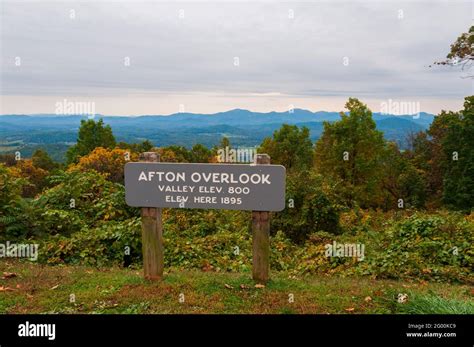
[0, 260, 472, 314]
[394, 292, 474, 314]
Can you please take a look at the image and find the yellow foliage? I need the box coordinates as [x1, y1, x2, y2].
[68, 147, 138, 183]
[10, 159, 48, 197]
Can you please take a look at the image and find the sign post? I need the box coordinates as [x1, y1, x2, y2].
[139, 152, 164, 280]
[252, 154, 271, 284]
[125, 153, 285, 283]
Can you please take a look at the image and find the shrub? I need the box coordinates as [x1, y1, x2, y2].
[31, 170, 138, 236]
[0, 164, 34, 240]
[272, 170, 341, 243]
[68, 147, 138, 183]
[41, 218, 142, 266]
[360, 213, 474, 283]
[9, 159, 49, 197]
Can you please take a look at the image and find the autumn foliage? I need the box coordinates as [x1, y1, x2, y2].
[9, 159, 49, 197]
[68, 147, 138, 183]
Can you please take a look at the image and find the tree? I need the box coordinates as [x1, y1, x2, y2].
[219, 136, 231, 149]
[441, 96, 474, 210]
[314, 98, 386, 208]
[211, 137, 231, 162]
[434, 26, 473, 77]
[66, 119, 116, 164]
[158, 146, 190, 162]
[404, 131, 439, 205]
[425, 109, 463, 203]
[272, 170, 341, 243]
[117, 140, 154, 154]
[32, 149, 58, 171]
[380, 142, 426, 209]
[402, 98, 474, 209]
[189, 144, 212, 163]
[259, 124, 313, 171]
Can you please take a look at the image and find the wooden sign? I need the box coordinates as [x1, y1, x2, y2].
[125, 162, 286, 211]
[128, 152, 281, 284]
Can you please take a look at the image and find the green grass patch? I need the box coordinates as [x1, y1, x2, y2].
[395, 292, 474, 314]
[0, 260, 472, 314]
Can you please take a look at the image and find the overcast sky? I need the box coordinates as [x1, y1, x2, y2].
[0, 0, 472, 115]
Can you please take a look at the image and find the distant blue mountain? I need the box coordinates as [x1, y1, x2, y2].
[0, 109, 435, 161]
[0, 108, 435, 128]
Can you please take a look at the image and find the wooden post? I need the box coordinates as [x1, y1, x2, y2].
[140, 152, 164, 280]
[252, 154, 271, 284]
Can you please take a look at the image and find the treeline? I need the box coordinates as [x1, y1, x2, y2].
[0, 97, 473, 243]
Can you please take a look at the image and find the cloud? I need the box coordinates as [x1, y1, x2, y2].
[0, 0, 472, 114]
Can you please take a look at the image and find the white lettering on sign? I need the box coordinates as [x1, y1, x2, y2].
[139, 171, 186, 182]
[126, 163, 286, 211]
[194, 196, 218, 204]
[166, 196, 188, 203]
[138, 171, 271, 184]
[158, 185, 195, 193]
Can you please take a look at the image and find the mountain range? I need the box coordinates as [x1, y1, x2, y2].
[0, 109, 435, 161]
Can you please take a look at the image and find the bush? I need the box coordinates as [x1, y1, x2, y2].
[9, 159, 49, 197]
[359, 212, 474, 283]
[31, 170, 138, 236]
[34, 208, 473, 285]
[68, 147, 138, 183]
[0, 164, 34, 240]
[272, 170, 341, 242]
[41, 218, 142, 266]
